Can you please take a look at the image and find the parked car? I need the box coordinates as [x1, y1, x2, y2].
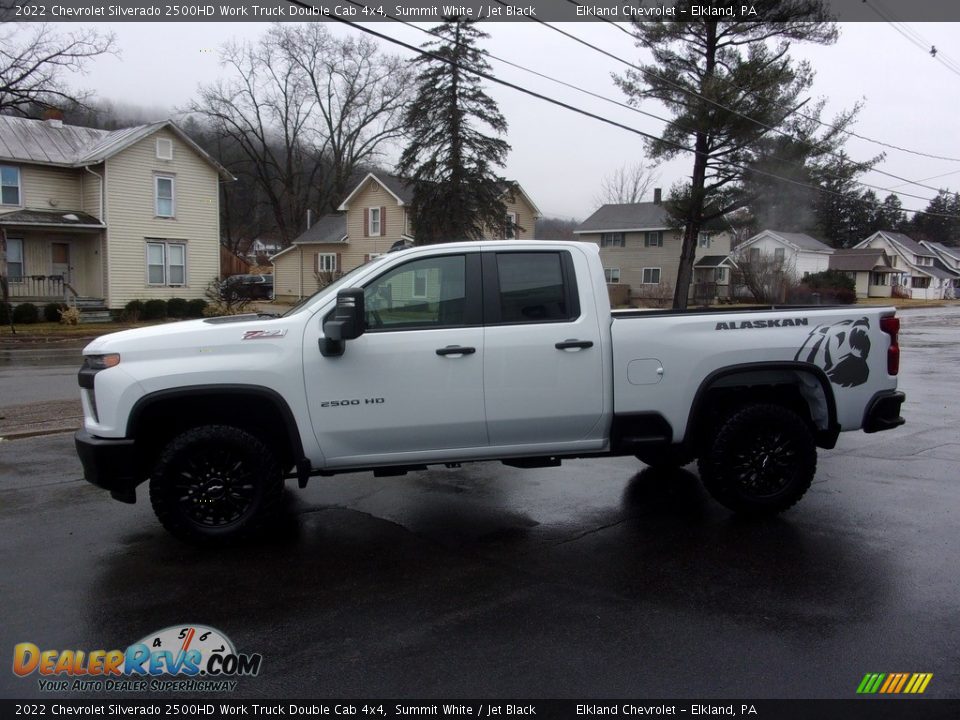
[220, 274, 273, 300]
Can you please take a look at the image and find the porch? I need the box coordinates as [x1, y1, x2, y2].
[1, 208, 106, 305]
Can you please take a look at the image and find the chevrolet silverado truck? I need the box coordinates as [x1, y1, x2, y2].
[75, 241, 905, 542]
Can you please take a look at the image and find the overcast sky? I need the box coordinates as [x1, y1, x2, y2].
[64, 19, 960, 221]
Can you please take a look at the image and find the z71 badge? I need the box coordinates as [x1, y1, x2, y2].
[242, 329, 287, 340]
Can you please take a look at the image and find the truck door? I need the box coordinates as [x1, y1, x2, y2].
[482, 250, 605, 448]
[305, 252, 486, 464]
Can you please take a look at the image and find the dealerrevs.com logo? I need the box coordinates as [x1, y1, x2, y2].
[13, 624, 262, 692]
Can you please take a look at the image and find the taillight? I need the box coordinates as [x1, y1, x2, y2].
[880, 315, 900, 376]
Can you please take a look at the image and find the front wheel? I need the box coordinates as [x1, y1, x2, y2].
[149, 425, 283, 543]
[697, 404, 816, 516]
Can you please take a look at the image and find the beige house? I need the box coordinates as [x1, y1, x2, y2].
[0, 116, 232, 311]
[271, 172, 541, 301]
[829, 248, 897, 299]
[573, 196, 731, 302]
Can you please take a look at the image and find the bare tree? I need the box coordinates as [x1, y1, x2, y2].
[0, 14, 117, 115]
[187, 25, 411, 246]
[593, 161, 660, 207]
[733, 251, 797, 303]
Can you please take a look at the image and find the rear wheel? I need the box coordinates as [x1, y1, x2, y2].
[149, 425, 283, 543]
[697, 403, 816, 516]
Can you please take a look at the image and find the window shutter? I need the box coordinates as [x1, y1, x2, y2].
[364, 254, 371, 262]
[380, 206, 386, 236]
[515, 213, 521, 237]
[315, 253, 321, 272]
[364, 209, 369, 237]
[335, 252, 341, 272]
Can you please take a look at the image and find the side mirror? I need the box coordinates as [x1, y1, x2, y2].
[320, 288, 365, 357]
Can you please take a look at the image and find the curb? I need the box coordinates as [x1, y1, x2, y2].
[0, 425, 79, 441]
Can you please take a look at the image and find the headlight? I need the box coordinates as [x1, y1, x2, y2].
[83, 353, 121, 370]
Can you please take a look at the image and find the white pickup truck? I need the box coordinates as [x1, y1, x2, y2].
[75, 241, 905, 542]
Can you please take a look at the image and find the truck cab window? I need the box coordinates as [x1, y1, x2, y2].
[364, 255, 467, 330]
[496, 252, 573, 323]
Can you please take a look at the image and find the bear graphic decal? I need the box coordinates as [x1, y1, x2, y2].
[795, 317, 872, 387]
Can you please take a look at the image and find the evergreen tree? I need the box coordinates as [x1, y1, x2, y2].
[876, 193, 907, 232]
[397, 18, 512, 244]
[814, 153, 883, 247]
[614, 2, 855, 308]
[911, 190, 960, 246]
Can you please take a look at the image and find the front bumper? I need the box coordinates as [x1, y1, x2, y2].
[863, 390, 906, 434]
[74, 430, 141, 503]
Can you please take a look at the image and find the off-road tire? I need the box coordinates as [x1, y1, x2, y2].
[149, 425, 283, 544]
[697, 403, 817, 516]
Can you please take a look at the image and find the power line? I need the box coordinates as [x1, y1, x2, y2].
[373, 6, 949, 204]
[865, 0, 960, 79]
[278, 0, 960, 220]
[557, 0, 960, 164]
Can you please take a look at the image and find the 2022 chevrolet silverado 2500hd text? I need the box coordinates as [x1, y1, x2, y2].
[74, 241, 905, 543]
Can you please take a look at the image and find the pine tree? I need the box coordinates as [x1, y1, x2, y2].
[911, 190, 960, 246]
[397, 18, 512, 244]
[614, 2, 850, 308]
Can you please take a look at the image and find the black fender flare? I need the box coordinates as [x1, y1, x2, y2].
[684, 361, 840, 449]
[126, 384, 307, 464]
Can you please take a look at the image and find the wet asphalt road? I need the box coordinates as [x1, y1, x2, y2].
[1, 307, 958, 700]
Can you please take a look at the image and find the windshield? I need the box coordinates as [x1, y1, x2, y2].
[280, 259, 380, 317]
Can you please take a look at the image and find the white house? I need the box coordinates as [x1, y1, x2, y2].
[734, 230, 834, 280]
[919, 240, 960, 298]
[855, 231, 955, 300]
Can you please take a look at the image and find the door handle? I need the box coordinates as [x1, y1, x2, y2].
[436, 345, 476, 356]
[555, 340, 593, 350]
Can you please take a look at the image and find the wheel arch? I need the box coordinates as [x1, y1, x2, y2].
[127, 385, 307, 472]
[684, 361, 840, 450]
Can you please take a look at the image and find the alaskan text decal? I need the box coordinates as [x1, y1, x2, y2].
[716, 318, 809, 330]
[795, 317, 872, 387]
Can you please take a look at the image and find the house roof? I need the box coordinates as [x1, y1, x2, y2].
[933, 258, 960, 278]
[0, 208, 105, 229]
[740, 230, 833, 253]
[0, 116, 234, 180]
[924, 264, 958, 281]
[272, 214, 348, 261]
[291, 213, 348, 245]
[862, 231, 935, 258]
[921, 240, 960, 262]
[573, 202, 671, 234]
[829, 248, 895, 273]
[694, 255, 736, 268]
[337, 172, 541, 217]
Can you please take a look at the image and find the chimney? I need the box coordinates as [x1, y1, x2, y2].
[653, 188, 662, 205]
[42, 108, 64, 128]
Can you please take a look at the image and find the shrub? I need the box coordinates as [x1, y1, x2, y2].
[141, 299, 168, 320]
[167, 298, 189, 319]
[892, 285, 911, 299]
[0, 301, 10, 324]
[186, 299, 208, 318]
[123, 299, 144, 322]
[804, 269, 856, 292]
[788, 284, 857, 305]
[43, 302, 67, 323]
[12, 302, 39, 324]
[59, 306, 82, 325]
